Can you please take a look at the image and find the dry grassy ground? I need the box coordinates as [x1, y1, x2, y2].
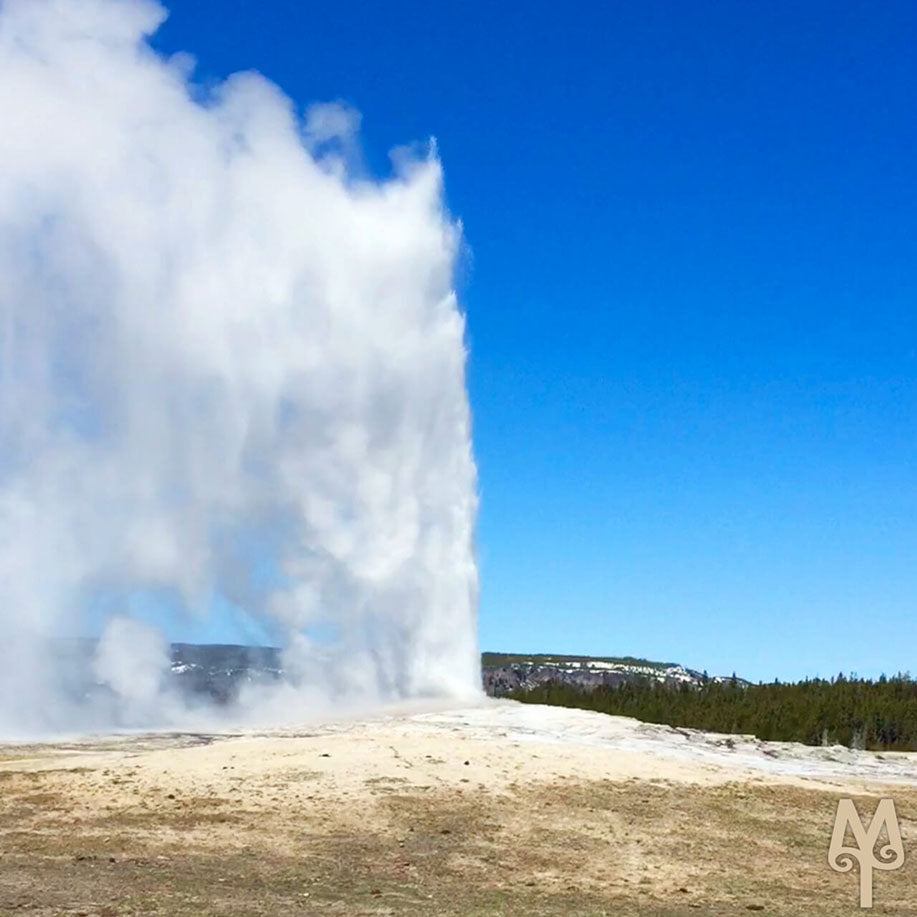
[1, 705, 916, 915]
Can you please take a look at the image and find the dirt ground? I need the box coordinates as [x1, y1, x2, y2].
[1, 703, 916, 915]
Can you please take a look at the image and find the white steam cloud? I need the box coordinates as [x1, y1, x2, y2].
[0, 0, 480, 735]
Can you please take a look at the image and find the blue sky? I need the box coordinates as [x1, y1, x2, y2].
[152, 1, 917, 682]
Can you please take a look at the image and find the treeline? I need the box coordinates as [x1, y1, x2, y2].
[509, 673, 917, 751]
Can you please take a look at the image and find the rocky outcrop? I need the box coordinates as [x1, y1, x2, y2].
[481, 653, 742, 697]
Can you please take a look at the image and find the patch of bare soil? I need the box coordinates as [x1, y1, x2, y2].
[1, 708, 916, 915]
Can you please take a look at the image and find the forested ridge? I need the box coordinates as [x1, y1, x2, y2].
[510, 672, 917, 751]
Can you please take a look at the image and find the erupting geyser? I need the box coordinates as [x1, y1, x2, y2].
[0, 0, 480, 735]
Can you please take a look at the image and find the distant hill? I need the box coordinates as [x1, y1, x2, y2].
[481, 652, 746, 696]
[168, 643, 283, 704]
[43, 640, 285, 708]
[45, 640, 742, 705]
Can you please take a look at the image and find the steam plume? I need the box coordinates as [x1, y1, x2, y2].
[0, 0, 480, 735]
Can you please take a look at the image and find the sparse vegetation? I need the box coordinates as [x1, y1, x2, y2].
[3, 744, 916, 915]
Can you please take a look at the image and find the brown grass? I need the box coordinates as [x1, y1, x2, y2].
[3, 756, 917, 915]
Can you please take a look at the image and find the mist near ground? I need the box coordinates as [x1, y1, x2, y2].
[0, 0, 480, 737]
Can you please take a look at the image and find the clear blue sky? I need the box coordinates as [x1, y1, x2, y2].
[152, 0, 917, 682]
